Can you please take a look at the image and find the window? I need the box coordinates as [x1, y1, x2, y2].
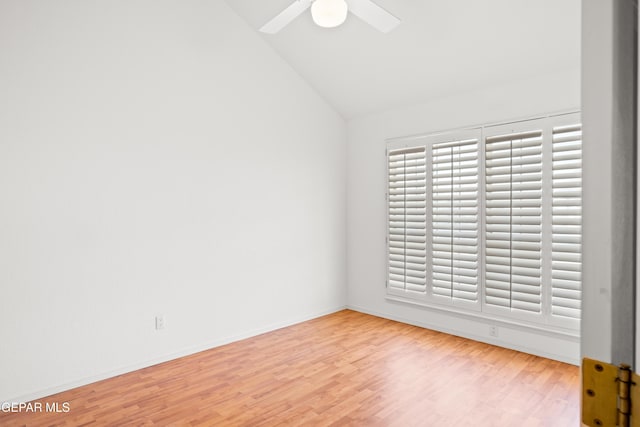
[387, 147, 427, 294]
[430, 133, 480, 310]
[386, 113, 582, 330]
[550, 123, 582, 324]
[484, 126, 545, 322]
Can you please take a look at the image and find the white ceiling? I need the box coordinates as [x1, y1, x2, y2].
[224, 0, 581, 119]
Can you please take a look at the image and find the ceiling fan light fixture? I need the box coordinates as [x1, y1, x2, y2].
[311, 0, 348, 28]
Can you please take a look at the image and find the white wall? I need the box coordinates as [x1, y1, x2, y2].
[347, 70, 582, 364]
[0, 0, 346, 402]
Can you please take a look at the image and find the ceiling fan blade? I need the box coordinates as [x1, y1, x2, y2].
[346, 0, 400, 33]
[259, 0, 313, 34]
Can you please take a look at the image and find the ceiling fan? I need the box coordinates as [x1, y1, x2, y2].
[260, 0, 400, 34]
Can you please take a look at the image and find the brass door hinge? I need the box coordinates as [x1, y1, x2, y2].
[582, 357, 640, 426]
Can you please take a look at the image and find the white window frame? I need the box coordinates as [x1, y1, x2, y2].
[385, 112, 581, 332]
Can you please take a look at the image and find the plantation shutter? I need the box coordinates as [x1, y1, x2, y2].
[387, 147, 427, 293]
[550, 123, 582, 321]
[431, 138, 479, 306]
[387, 113, 581, 330]
[485, 130, 544, 316]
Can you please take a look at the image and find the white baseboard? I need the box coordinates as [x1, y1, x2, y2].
[7, 303, 577, 404]
[6, 305, 347, 404]
[347, 304, 580, 365]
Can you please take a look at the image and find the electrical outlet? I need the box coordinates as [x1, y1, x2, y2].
[489, 325, 499, 337]
[155, 315, 165, 330]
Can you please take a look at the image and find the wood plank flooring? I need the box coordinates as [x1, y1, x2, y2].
[1, 310, 579, 426]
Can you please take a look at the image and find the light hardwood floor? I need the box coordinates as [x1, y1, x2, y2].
[1, 310, 579, 426]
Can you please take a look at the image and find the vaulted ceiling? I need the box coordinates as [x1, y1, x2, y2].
[224, 0, 581, 119]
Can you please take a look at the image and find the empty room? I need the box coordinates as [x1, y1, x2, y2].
[1, 0, 636, 426]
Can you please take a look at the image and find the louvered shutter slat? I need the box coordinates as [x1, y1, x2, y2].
[485, 130, 543, 314]
[551, 124, 582, 320]
[387, 147, 427, 293]
[431, 139, 479, 304]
